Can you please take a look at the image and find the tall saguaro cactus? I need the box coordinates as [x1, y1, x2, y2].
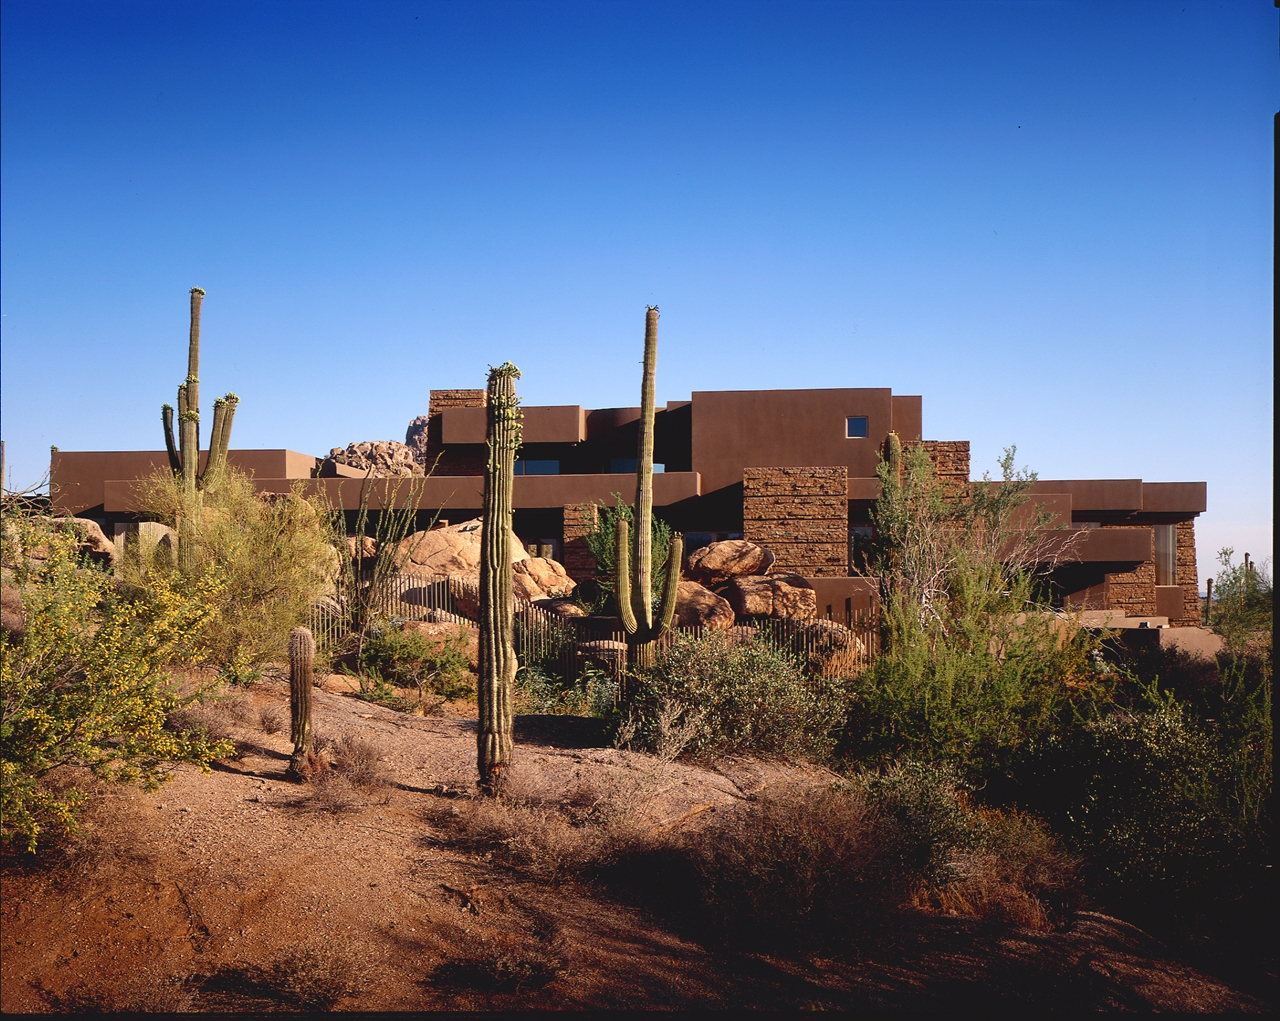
[161, 287, 241, 492]
[287, 626, 315, 779]
[615, 307, 683, 667]
[477, 362, 522, 792]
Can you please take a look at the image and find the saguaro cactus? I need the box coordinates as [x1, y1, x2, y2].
[288, 626, 315, 778]
[477, 362, 522, 791]
[615, 307, 683, 667]
[160, 287, 241, 490]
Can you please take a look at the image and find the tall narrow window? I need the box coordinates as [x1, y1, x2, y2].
[1154, 524, 1177, 586]
[846, 416, 868, 438]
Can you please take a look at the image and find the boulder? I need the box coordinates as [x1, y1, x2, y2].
[674, 580, 735, 631]
[404, 414, 431, 459]
[534, 598, 588, 619]
[513, 557, 576, 599]
[685, 540, 775, 586]
[321, 440, 423, 478]
[395, 518, 528, 577]
[577, 639, 628, 670]
[402, 619, 479, 669]
[346, 535, 377, 560]
[723, 574, 816, 620]
[796, 619, 870, 677]
[62, 518, 115, 559]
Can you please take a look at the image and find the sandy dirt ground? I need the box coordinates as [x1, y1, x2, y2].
[1, 672, 1268, 1013]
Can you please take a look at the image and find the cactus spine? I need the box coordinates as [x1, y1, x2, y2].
[287, 626, 315, 778]
[615, 307, 683, 668]
[477, 362, 522, 792]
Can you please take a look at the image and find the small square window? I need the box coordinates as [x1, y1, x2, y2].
[846, 416, 868, 439]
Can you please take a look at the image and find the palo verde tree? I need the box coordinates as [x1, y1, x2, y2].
[615, 307, 683, 668]
[477, 362, 522, 791]
[161, 288, 240, 496]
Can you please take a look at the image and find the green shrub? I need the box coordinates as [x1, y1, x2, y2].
[130, 468, 337, 682]
[514, 663, 617, 717]
[1, 515, 233, 852]
[359, 620, 473, 701]
[629, 630, 841, 759]
[581, 496, 672, 613]
[1207, 548, 1272, 651]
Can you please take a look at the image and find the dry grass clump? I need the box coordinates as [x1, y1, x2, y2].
[427, 771, 656, 879]
[165, 696, 252, 759]
[202, 947, 359, 1010]
[35, 977, 191, 1013]
[324, 731, 390, 791]
[258, 705, 285, 735]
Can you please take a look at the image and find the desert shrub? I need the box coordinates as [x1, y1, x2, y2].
[845, 445, 1111, 783]
[129, 468, 336, 682]
[258, 704, 285, 735]
[1015, 686, 1270, 919]
[628, 630, 841, 759]
[514, 663, 618, 717]
[359, 619, 472, 701]
[1, 515, 233, 852]
[203, 948, 358, 1010]
[1207, 548, 1272, 651]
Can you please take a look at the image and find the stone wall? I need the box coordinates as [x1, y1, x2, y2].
[743, 466, 848, 577]
[562, 502, 599, 583]
[1174, 519, 1201, 627]
[420, 389, 487, 476]
[1102, 525, 1157, 617]
[918, 440, 970, 494]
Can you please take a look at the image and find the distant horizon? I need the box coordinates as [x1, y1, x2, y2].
[2, 0, 1273, 587]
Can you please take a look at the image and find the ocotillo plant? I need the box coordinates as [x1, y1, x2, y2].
[287, 626, 315, 778]
[477, 362, 522, 792]
[161, 287, 241, 492]
[615, 307, 683, 668]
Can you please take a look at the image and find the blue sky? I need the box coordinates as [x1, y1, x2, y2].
[1, 0, 1273, 584]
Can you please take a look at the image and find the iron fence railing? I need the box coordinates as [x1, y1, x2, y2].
[310, 572, 879, 693]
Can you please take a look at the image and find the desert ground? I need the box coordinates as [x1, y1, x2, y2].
[1, 671, 1267, 1013]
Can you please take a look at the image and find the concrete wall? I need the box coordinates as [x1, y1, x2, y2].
[743, 466, 849, 577]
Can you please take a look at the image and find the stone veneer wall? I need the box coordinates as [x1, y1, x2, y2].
[743, 466, 849, 577]
[1173, 519, 1201, 627]
[1102, 525, 1157, 617]
[917, 440, 971, 494]
[562, 502, 599, 583]
[423, 389, 487, 475]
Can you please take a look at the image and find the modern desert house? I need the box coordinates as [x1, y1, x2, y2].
[50, 386, 1207, 628]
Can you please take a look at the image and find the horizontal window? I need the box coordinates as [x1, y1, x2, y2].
[514, 459, 560, 476]
[846, 416, 868, 439]
[609, 459, 663, 473]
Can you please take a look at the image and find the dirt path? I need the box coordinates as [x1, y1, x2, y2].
[1, 674, 1266, 1012]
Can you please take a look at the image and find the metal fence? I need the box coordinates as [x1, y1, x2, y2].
[311, 572, 878, 692]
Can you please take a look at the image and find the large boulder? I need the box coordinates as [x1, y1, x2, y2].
[513, 557, 576, 600]
[533, 598, 588, 619]
[723, 574, 816, 620]
[62, 518, 115, 559]
[395, 519, 528, 577]
[685, 539, 776, 587]
[674, 580, 735, 631]
[321, 440, 423, 478]
[404, 415, 431, 460]
[795, 618, 870, 677]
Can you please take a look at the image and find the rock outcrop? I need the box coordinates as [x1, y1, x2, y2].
[322, 440, 423, 478]
[674, 580, 735, 631]
[513, 557, 576, 601]
[404, 415, 431, 461]
[685, 540, 775, 587]
[723, 574, 817, 620]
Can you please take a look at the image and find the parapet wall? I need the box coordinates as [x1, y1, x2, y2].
[423, 389, 487, 475]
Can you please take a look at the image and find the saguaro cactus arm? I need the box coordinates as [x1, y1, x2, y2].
[477, 361, 522, 792]
[655, 532, 683, 635]
[204, 393, 239, 481]
[615, 518, 639, 636]
[162, 404, 182, 475]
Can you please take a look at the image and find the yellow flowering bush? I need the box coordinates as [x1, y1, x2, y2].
[1, 515, 232, 852]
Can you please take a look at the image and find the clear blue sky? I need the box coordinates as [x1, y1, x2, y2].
[2, 0, 1273, 584]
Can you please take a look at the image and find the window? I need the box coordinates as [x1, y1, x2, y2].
[1154, 524, 1177, 586]
[845, 416, 868, 439]
[514, 459, 559, 476]
[609, 459, 663, 473]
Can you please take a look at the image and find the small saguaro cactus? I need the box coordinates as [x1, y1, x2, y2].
[160, 287, 241, 492]
[477, 362, 522, 792]
[615, 307, 683, 668]
[885, 431, 903, 485]
[287, 626, 316, 778]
